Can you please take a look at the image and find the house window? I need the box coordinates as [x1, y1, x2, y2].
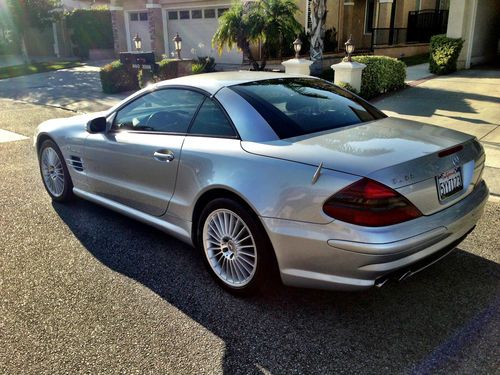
[217, 8, 228, 17]
[364, 0, 375, 34]
[204, 9, 216, 18]
[168, 11, 178, 20]
[130, 12, 147, 21]
[179, 10, 190, 19]
[192, 9, 202, 19]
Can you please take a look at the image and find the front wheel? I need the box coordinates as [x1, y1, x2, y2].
[39, 139, 74, 202]
[198, 198, 276, 295]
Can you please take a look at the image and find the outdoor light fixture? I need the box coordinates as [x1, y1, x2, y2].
[345, 35, 355, 62]
[293, 37, 302, 59]
[133, 33, 142, 52]
[173, 33, 182, 59]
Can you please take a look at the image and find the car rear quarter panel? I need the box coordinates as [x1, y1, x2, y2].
[167, 137, 361, 224]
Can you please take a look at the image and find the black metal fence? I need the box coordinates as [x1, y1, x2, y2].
[371, 9, 449, 48]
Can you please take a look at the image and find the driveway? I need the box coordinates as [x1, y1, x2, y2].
[0, 61, 127, 113]
[1, 99, 499, 374]
[376, 67, 500, 196]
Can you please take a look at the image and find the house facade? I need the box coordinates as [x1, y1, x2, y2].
[108, 0, 452, 63]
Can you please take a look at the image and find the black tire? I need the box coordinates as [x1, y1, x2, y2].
[38, 139, 74, 202]
[197, 198, 277, 296]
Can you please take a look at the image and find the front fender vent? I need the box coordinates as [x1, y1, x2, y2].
[67, 155, 84, 172]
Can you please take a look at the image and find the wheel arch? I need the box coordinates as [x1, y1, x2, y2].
[36, 133, 55, 153]
[191, 187, 281, 282]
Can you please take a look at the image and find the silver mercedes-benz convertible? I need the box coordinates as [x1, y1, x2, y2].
[35, 71, 488, 295]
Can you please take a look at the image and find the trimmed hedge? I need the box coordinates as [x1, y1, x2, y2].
[100, 61, 139, 94]
[154, 59, 177, 81]
[429, 34, 464, 75]
[336, 81, 358, 95]
[66, 8, 113, 58]
[352, 55, 406, 99]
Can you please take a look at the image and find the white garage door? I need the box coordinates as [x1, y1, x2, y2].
[166, 8, 242, 64]
[127, 11, 152, 52]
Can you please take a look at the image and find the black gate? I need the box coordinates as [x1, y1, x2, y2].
[407, 9, 449, 43]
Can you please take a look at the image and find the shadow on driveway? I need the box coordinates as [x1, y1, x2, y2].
[52, 199, 499, 374]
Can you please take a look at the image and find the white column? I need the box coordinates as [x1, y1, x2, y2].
[281, 58, 314, 75]
[330, 61, 366, 92]
[446, 0, 478, 70]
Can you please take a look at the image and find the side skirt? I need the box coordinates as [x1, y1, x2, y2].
[73, 188, 193, 246]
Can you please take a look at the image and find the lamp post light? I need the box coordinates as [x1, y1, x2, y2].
[173, 33, 182, 59]
[344, 35, 355, 62]
[133, 33, 142, 52]
[293, 37, 302, 59]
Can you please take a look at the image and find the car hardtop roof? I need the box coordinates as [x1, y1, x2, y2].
[154, 71, 317, 95]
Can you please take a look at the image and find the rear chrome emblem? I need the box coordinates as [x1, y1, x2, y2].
[452, 155, 460, 166]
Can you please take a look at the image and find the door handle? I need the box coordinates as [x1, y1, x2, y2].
[153, 150, 175, 162]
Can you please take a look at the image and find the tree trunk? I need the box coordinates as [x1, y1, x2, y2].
[309, 0, 327, 75]
[20, 34, 30, 64]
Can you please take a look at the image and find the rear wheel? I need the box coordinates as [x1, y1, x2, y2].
[198, 198, 275, 295]
[39, 139, 74, 202]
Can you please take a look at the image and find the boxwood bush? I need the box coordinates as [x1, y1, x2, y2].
[429, 34, 464, 75]
[100, 61, 139, 94]
[352, 55, 406, 99]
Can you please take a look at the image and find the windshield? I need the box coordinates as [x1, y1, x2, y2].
[230, 78, 386, 139]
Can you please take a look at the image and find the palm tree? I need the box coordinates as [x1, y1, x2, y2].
[212, 1, 260, 70]
[248, 0, 302, 64]
[309, 0, 327, 75]
[213, 0, 301, 70]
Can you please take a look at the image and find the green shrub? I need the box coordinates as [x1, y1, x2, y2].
[352, 55, 406, 99]
[100, 61, 139, 94]
[336, 81, 358, 94]
[191, 56, 216, 74]
[429, 34, 464, 75]
[155, 59, 177, 81]
[66, 8, 113, 58]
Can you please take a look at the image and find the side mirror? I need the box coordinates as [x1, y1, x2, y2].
[86, 117, 107, 133]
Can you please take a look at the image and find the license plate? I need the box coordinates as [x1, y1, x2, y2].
[436, 166, 463, 200]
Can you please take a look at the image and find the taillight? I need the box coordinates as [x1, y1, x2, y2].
[323, 178, 422, 227]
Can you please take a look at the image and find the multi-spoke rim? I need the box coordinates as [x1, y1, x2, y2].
[41, 147, 65, 197]
[203, 208, 257, 287]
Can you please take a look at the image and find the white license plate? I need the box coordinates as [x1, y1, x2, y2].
[436, 166, 463, 200]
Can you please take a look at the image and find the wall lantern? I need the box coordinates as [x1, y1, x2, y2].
[133, 33, 142, 52]
[293, 37, 302, 59]
[345, 35, 355, 62]
[173, 33, 182, 59]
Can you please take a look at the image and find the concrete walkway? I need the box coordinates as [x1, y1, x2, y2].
[0, 61, 127, 113]
[406, 63, 435, 85]
[376, 67, 500, 197]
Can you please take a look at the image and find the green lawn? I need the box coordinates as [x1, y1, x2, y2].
[0, 61, 84, 79]
[399, 53, 429, 66]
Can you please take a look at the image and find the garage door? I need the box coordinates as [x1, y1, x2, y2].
[127, 11, 152, 52]
[166, 8, 243, 64]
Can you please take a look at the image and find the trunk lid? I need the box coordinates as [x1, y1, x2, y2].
[241, 117, 485, 214]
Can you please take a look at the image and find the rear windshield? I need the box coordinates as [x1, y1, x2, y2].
[230, 78, 386, 139]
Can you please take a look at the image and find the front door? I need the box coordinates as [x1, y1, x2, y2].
[84, 88, 205, 216]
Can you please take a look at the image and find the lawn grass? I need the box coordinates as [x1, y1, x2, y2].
[0, 61, 84, 79]
[399, 53, 429, 66]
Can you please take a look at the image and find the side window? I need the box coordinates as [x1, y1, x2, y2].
[113, 89, 204, 133]
[189, 98, 236, 138]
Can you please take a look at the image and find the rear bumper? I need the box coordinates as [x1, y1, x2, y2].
[262, 180, 489, 291]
